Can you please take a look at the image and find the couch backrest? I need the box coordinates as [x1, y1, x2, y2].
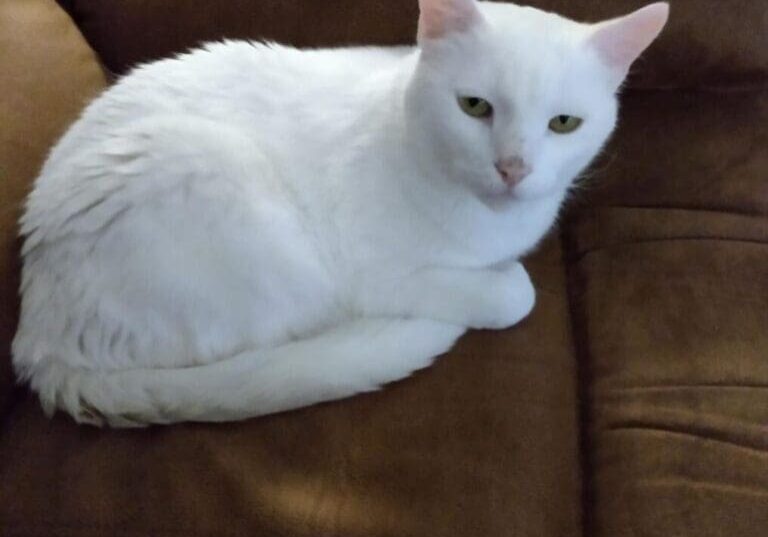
[58, 0, 768, 90]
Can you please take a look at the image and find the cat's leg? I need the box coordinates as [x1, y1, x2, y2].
[361, 261, 536, 330]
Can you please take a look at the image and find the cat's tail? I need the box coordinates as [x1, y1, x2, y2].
[29, 318, 465, 427]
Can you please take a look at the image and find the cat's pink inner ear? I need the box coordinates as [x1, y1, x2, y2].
[589, 2, 669, 77]
[418, 0, 483, 41]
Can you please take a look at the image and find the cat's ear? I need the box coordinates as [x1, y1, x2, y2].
[417, 0, 484, 41]
[588, 2, 669, 84]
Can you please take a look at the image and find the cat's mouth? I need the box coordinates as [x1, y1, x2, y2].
[478, 189, 519, 211]
[474, 175, 521, 209]
[480, 169, 559, 206]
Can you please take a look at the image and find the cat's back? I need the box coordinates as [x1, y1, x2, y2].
[81, 41, 414, 127]
[17, 40, 408, 381]
[38, 39, 414, 182]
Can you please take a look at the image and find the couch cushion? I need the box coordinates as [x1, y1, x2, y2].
[0, 0, 106, 417]
[58, 0, 768, 89]
[564, 90, 768, 536]
[0, 237, 582, 537]
[577, 89, 768, 214]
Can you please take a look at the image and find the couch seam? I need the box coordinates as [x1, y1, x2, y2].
[559, 228, 596, 537]
[571, 236, 768, 265]
[604, 424, 768, 456]
[602, 203, 768, 219]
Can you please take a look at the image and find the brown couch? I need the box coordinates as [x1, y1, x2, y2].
[1, 1, 766, 536]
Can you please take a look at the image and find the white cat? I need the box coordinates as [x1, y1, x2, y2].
[13, 0, 668, 426]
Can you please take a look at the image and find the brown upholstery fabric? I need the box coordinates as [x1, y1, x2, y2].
[563, 91, 768, 536]
[0, 237, 581, 537]
[0, 0, 106, 415]
[59, 0, 768, 89]
[578, 90, 768, 213]
[2, 0, 767, 536]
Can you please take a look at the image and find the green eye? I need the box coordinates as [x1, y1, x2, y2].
[549, 115, 583, 134]
[458, 96, 493, 119]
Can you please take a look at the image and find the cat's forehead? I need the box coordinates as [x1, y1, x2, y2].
[474, 3, 605, 102]
[479, 2, 583, 37]
[422, 2, 610, 106]
[479, 3, 587, 64]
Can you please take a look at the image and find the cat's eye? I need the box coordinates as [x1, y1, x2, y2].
[549, 115, 583, 134]
[458, 96, 493, 119]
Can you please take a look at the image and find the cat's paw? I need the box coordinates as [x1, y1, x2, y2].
[475, 262, 536, 330]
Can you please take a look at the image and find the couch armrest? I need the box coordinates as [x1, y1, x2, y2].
[0, 0, 106, 417]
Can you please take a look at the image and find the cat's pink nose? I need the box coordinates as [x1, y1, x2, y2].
[495, 156, 532, 186]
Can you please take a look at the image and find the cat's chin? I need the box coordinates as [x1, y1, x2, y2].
[475, 182, 557, 211]
[475, 184, 524, 211]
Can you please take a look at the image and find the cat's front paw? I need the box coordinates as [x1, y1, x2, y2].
[475, 262, 536, 330]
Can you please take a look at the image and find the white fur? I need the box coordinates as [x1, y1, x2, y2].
[13, 1, 667, 426]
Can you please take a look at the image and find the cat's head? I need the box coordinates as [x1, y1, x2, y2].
[406, 0, 668, 204]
